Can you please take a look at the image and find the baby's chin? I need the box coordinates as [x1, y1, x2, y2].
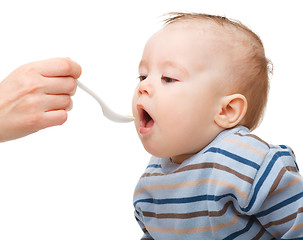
[140, 142, 170, 159]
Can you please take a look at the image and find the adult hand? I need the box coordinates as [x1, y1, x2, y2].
[0, 58, 82, 142]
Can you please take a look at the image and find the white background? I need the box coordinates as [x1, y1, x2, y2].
[0, 0, 302, 239]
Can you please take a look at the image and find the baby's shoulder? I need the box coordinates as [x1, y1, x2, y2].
[212, 127, 270, 166]
[221, 127, 270, 152]
[223, 127, 296, 166]
[213, 127, 296, 169]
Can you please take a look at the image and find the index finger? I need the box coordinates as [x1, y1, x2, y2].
[34, 58, 82, 79]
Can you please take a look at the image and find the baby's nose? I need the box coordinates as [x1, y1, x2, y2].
[138, 79, 153, 96]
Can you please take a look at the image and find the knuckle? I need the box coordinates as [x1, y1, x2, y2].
[66, 98, 73, 111]
[16, 74, 44, 96]
[22, 95, 38, 109]
[57, 111, 68, 125]
[58, 58, 81, 78]
[63, 96, 72, 108]
[16, 62, 34, 73]
[23, 79, 43, 94]
[18, 62, 40, 77]
[58, 58, 73, 75]
[24, 114, 43, 129]
[66, 78, 77, 93]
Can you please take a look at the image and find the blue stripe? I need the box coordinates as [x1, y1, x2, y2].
[135, 210, 140, 216]
[223, 216, 254, 240]
[146, 164, 161, 169]
[205, 147, 260, 170]
[294, 160, 300, 171]
[294, 158, 300, 172]
[242, 151, 291, 212]
[256, 191, 303, 218]
[134, 193, 237, 207]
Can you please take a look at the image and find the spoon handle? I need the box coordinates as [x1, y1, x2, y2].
[76, 80, 134, 123]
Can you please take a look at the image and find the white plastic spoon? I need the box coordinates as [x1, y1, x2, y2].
[77, 80, 134, 123]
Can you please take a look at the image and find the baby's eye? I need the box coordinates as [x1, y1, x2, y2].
[161, 76, 178, 83]
[138, 75, 147, 82]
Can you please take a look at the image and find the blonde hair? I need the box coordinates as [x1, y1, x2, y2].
[163, 12, 272, 131]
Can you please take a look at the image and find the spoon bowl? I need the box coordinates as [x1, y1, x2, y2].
[77, 80, 134, 123]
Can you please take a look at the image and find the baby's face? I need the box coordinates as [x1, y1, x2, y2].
[132, 22, 232, 163]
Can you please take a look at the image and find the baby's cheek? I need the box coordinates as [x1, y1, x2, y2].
[131, 94, 138, 113]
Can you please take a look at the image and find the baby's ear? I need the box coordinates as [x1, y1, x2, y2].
[214, 94, 247, 129]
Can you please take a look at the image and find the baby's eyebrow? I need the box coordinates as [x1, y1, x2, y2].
[138, 60, 189, 77]
[162, 60, 189, 77]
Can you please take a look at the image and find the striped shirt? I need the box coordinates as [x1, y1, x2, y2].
[133, 126, 303, 239]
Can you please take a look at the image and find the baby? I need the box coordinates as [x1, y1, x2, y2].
[132, 13, 303, 239]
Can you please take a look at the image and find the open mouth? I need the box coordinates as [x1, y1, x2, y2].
[137, 105, 154, 134]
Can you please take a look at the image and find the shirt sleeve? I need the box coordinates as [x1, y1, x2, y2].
[253, 146, 303, 239]
[135, 211, 154, 240]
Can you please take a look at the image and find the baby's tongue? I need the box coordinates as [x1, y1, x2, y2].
[146, 118, 154, 128]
